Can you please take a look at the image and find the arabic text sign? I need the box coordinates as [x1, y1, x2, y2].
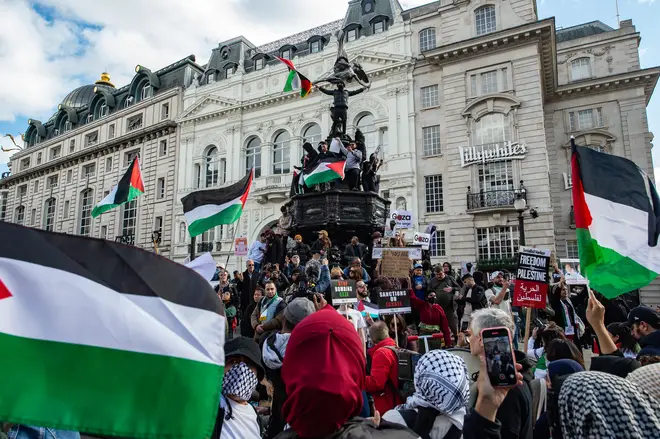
[377, 290, 411, 315]
[331, 279, 357, 305]
[381, 249, 412, 278]
[372, 247, 421, 260]
[412, 232, 431, 250]
[234, 237, 248, 256]
[513, 246, 551, 309]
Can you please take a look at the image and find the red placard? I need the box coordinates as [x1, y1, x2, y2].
[513, 280, 548, 309]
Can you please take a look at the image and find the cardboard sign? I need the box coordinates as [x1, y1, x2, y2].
[513, 246, 551, 309]
[331, 279, 357, 305]
[234, 237, 248, 257]
[372, 247, 421, 260]
[412, 232, 431, 250]
[381, 249, 412, 278]
[378, 290, 411, 315]
[390, 210, 413, 229]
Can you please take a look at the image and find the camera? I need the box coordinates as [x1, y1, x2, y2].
[295, 274, 318, 301]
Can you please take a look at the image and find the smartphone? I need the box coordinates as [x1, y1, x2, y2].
[460, 321, 469, 333]
[481, 327, 518, 387]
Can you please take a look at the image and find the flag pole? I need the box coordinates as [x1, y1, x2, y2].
[190, 235, 196, 261]
[224, 224, 241, 269]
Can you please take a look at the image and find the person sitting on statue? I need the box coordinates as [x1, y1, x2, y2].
[362, 151, 383, 193]
[317, 83, 367, 136]
[337, 139, 362, 190]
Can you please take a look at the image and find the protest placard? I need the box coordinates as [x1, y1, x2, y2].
[513, 246, 551, 309]
[381, 249, 412, 278]
[234, 237, 248, 256]
[412, 232, 431, 250]
[377, 290, 411, 315]
[372, 247, 421, 260]
[390, 210, 413, 228]
[331, 279, 357, 305]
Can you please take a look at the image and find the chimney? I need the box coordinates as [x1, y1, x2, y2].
[620, 19, 633, 29]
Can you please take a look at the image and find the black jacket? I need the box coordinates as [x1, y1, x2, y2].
[344, 243, 367, 264]
[240, 302, 258, 339]
[639, 330, 660, 356]
[494, 350, 534, 439]
[464, 409, 503, 439]
[238, 270, 260, 314]
[292, 242, 311, 266]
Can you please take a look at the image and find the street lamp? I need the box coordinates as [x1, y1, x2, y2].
[514, 191, 527, 246]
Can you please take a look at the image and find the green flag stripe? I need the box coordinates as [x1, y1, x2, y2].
[92, 186, 143, 218]
[304, 169, 341, 186]
[577, 228, 658, 298]
[188, 203, 243, 237]
[283, 70, 296, 92]
[0, 331, 223, 439]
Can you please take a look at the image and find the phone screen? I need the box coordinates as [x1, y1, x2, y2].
[460, 321, 469, 333]
[482, 328, 517, 387]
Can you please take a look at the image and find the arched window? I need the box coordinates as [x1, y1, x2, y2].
[139, 82, 151, 101]
[205, 146, 219, 187]
[571, 58, 592, 81]
[356, 113, 377, 153]
[59, 116, 71, 134]
[100, 102, 108, 117]
[272, 131, 291, 175]
[302, 124, 322, 146]
[245, 137, 262, 178]
[179, 222, 187, 243]
[475, 5, 496, 36]
[79, 189, 93, 236]
[473, 113, 515, 196]
[44, 198, 56, 232]
[124, 96, 134, 108]
[15, 205, 25, 225]
[419, 28, 436, 52]
[121, 199, 137, 243]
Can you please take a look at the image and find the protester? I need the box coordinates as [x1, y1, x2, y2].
[214, 337, 265, 439]
[411, 263, 428, 301]
[251, 281, 285, 343]
[407, 288, 453, 348]
[275, 205, 292, 238]
[337, 302, 368, 358]
[383, 349, 470, 439]
[247, 234, 267, 272]
[527, 324, 567, 379]
[455, 273, 487, 330]
[277, 303, 418, 438]
[549, 283, 579, 341]
[292, 235, 311, 266]
[238, 260, 261, 315]
[383, 314, 417, 352]
[365, 321, 402, 415]
[627, 306, 660, 356]
[263, 298, 316, 439]
[311, 230, 332, 255]
[606, 322, 640, 358]
[240, 286, 264, 339]
[338, 140, 363, 191]
[269, 265, 290, 293]
[222, 290, 237, 339]
[468, 308, 533, 439]
[484, 271, 512, 316]
[343, 257, 370, 282]
[627, 362, 660, 400]
[331, 266, 344, 279]
[284, 254, 305, 280]
[344, 236, 367, 265]
[442, 262, 459, 282]
[428, 266, 460, 338]
[544, 339, 585, 370]
[356, 280, 370, 311]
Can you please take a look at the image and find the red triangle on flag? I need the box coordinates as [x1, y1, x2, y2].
[0, 279, 12, 300]
[327, 160, 346, 180]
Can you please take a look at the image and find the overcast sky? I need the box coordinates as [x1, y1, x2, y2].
[1, 0, 658, 177]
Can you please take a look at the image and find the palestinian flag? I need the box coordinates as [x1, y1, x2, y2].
[571, 142, 660, 297]
[92, 155, 144, 217]
[276, 57, 313, 98]
[302, 157, 346, 186]
[182, 169, 253, 237]
[0, 222, 225, 439]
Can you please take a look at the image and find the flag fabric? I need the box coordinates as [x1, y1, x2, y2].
[571, 143, 660, 297]
[0, 222, 225, 439]
[276, 57, 313, 98]
[91, 156, 144, 217]
[182, 169, 253, 237]
[302, 157, 346, 187]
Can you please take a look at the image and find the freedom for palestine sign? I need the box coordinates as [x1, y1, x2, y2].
[513, 246, 551, 309]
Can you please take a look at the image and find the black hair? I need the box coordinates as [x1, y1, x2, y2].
[546, 338, 585, 369]
[461, 273, 474, 282]
[607, 322, 639, 353]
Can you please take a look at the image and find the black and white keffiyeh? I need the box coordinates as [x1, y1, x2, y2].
[221, 362, 258, 402]
[559, 371, 660, 438]
[397, 350, 469, 428]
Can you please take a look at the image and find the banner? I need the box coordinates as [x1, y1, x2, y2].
[331, 279, 357, 305]
[372, 247, 421, 260]
[513, 246, 551, 309]
[412, 232, 431, 250]
[378, 290, 411, 315]
[234, 237, 248, 256]
[390, 210, 413, 229]
[381, 249, 412, 278]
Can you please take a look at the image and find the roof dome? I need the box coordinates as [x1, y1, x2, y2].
[60, 73, 115, 109]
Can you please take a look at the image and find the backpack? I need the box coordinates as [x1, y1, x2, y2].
[383, 346, 421, 403]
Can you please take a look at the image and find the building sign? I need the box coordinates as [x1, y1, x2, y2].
[513, 246, 551, 309]
[460, 141, 527, 167]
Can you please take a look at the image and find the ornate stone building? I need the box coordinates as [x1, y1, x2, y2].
[0, 56, 202, 257]
[172, 0, 416, 265]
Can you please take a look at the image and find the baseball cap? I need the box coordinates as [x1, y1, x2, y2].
[224, 336, 265, 380]
[626, 306, 660, 327]
[283, 298, 316, 325]
[413, 263, 423, 269]
[489, 271, 503, 282]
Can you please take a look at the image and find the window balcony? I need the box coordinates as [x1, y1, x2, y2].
[197, 242, 214, 253]
[467, 181, 526, 213]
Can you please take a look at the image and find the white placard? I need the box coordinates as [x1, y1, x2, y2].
[372, 247, 422, 260]
[390, 210, 413, 229]
[412, 232, 431, 250]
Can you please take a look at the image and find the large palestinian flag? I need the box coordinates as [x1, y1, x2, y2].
[571, 143, 660, 297]
[92, 155, 144, 217]
[0, 222, 225, 439]
[276, 57, 313, 98]
[182, 169, 253, 237]
[302, 157, 346, 187]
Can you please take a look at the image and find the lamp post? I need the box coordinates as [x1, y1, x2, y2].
[514, 193, 527, 246]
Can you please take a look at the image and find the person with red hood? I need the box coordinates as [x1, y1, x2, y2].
[408, 286, 453, 347]
[365, 321, 402, 416]
[276, 297, 418, 439]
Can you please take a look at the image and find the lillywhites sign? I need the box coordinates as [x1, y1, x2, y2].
[460, 141, 527, 167]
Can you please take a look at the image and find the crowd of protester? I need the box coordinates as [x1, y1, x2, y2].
[4, 226, 660, 439]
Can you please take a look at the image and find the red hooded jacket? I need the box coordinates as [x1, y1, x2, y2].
[365, 338, 402, 415]
[408, 288, 453, 347]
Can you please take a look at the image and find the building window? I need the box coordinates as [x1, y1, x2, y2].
[100, 102, 108, 117]
[419, 28, 436, 52]
[85, 131, 99, 147]
[105, 157, 112, 172]
[108, 124, 115, 139]
[194, 163, 201, 189]
[310, 40, 321, 53]
[245, 137, 262, 178]
[20, 158, 30, 171]
[69, 139, 75, 153]
[127, 115, 143, 132]
[50, 146, 61, 160]
[373, 20, 385, 34]
[281, 49, 292, 60]
[159, 140, 167, 157]
[430, 230, 446, 258]
[200, 227, 215, 246]
[125, 150, 139, 166]
[207, 73, 215, 84]
[356, 113, 378, 153]
[566, 240, 579, 259]
[179, 222, 187, 243]
[100, 225, 107, 240]
[347, 28, 358, 42]
[272, 131, 291, 175]
[124, 96, 134, 109]
[47, 175, 58, 188]
[63, 200, 70, 219]
[37, 152, 42, 165]
[474, 113, 512, 147]
[140, 84, 151, 101]
[66, 169, 73, 183]
[571, 58, 592, 81]
[569, 108, 604, 131]
[478, 160, 514, 196]
[154, 216, 163, 236]
[225, 65, 235, 78]
[481, 70, 498, 95]
[15, 205, 25, 225]
[17, 185, 27, 199]
[83, 163, 96, 178]
[121, 199, 137, 241]
[303, 123, 322, 145]
[161, 103, 169, 120]
[422, 125, 441, 156]
[157, 177, 165, 199]
[33, 180, 39, 193]
[87, 114, 94, 123]
[469, 67, 511, 97]
[30, 208, 36, 225]
[64, 120, 73, 133]
[425, 175, 443, 213]
[205, 147, 219, 187]
[420, 85, 439, 109]
[254, 57, 264, 71]
[475, 5, 496, 36]
[44, 198, 56, 232]
[477, 226, 519, 260]
[0, 192, 7, 221]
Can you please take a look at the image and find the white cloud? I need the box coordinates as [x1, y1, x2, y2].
[638, 0, 656, 4]
[639, 47, 648, 58]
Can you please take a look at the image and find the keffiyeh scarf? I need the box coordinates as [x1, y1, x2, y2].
[628, 363, 660, 400]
